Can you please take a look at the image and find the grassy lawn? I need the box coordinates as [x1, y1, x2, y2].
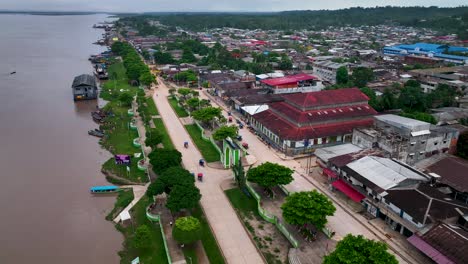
[184, 124, 220, 163]
[153, 118, 175, 150]
[182, 247, 199, 264]
[103, 157, 147, 183]
[225, 188, 259, 217]
[118, 196, 169, 264]
[192, 205, 225, 264]
[101, 62, 135, 101]
[106, 189, 135, 220]
[168, 97, 189, 117]
[146, 97, 159, 116]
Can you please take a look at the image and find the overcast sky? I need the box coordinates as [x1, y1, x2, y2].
[1, 0, 466, 13]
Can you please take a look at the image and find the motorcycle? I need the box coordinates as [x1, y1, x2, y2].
[184, 141, 189, 148]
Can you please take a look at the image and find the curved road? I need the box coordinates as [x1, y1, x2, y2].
[152, 78, 264, 264]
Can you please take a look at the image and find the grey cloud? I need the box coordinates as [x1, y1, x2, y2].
[0, 0, 466, 12]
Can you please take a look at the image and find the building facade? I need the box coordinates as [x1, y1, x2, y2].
[249, 88, 377, 155]
[352, 115, 459, 165]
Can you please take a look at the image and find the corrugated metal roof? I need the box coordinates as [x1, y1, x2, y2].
[72, 74, 96, 88]
[347, 156, 427, 191]
[261, 73, 317, 86]
[315, 143, 363, 163]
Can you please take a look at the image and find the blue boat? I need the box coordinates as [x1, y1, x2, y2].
[90, 185, 119, 194]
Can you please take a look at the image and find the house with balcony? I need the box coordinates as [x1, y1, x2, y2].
[259, 73, 323, 94]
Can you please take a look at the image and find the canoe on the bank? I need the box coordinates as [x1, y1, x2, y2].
[90, 185, 119, 194]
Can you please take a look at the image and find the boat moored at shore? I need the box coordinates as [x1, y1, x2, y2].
[90, 185, 119, 194]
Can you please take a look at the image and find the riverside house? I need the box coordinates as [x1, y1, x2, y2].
[72, 74, 98, 101]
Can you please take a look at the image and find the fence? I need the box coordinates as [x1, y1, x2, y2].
[245, 182, 299, 248]
[146, 206, 172, 264]
[193, 120, 223, 161]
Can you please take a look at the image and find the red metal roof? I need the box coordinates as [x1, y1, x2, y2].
[261, 73, 318, 86]
[407, 235, 455, 264]
[269, 102, 377, 124]
[253, 109, 374, 140]
[282, 88, 370, 108]
[332, 179, 365, 203]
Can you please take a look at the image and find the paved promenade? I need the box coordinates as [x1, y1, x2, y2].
[152, 78, 264, 264]
[199, 91, 427, 264]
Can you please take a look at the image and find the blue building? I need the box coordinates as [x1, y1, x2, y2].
[383, 43, 468, 64]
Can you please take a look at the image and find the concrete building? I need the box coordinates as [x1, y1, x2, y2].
[259, 73, 323, 94]
[383, 43, 468, 65]
[352, 115, 459, 165]
[312, 61, 348, 84]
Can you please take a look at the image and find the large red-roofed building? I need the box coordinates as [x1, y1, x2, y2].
[248, 88, 377, 155]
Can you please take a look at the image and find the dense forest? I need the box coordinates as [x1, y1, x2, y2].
[120, 6, 468, 39]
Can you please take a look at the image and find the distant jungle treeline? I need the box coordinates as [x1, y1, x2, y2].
[121, 6, 468, 39]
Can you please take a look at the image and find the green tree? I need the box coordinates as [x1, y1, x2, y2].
[119, 92, 133, 107]
[457, 132, 468, 159]
[247, 162, 294, 192]
[154, 51, 174, 64]
[351, 67, 374, 88]
[146, 166, 195, 197]
[191, 107, 222, 127]
[139, 71, 155, 86]
[212, 125, 239, 141]
[279, 56, 293, 70]
[380, 88, 397, 110]
[133, 225, 152, 250]
[148, 149, 182, 174]
[359, 87, 381, 111]
[323, 234, 398, 264]
[145, 129, 163, 148]
[178, 88, 192, 98]
[232, 159, 247, 190]
[281, 190, 336, 229]
[166, 184, 201, 212]
[398, 84, 427, 112]
[172, 216, 202, 245]
[186, 97, 201, 110]
[181, 48, 197, 63]
[427, 83, 457, 108]
[336, 66, 349, 85]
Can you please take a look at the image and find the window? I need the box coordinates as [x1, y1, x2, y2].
[419, 151, 425, 155]
[434, 142, 438, 146]
[421, 140, 426, 144]
[410, 142, 416, 146]
[443, 140, 447, 144]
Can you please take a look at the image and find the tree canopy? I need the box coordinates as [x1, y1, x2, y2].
[191, 107, 222, 124]
[247, 162, 294, 190]
[336, 66, 349, 85]
[132, 225, 152, 250]
[118, 92, 133, 107]
[351, 67, 374, 88]
[172, 216, 202, 245]
[281, 190, 336, 229]
[145, 129, 163, 148]
[212, 125, 239, 141]
[323, 234, 398, 264]
[166, 184, 202, 212]
[148, 148, 182, 174]
[146, 166, 195, 197]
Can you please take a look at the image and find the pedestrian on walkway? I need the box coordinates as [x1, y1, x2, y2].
[169, 221, 173, 227]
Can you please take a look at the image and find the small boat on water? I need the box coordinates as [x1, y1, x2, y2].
[10, 71, 16, 75]
[90, 185, 119, 194]
[88, 129, 104, 138]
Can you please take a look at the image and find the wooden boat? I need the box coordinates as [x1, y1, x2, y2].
[88, 129, 104, 138]
[90, 185, 119, 194]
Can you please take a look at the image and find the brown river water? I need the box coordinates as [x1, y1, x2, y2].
[0, 14, 122, 263]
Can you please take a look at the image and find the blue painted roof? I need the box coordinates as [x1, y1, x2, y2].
[90, 185, 119, 192]
[434, 53, 468, 61]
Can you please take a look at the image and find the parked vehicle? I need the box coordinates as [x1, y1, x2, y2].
[88, 129, 104, 138]
[197, 173, 203, 182]
[199, 159, 205, 167]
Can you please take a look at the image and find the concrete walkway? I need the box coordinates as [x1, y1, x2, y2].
[197, 89, 424, 264]
[152, 78, 264, 264]
[113, 183, 149, 223]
